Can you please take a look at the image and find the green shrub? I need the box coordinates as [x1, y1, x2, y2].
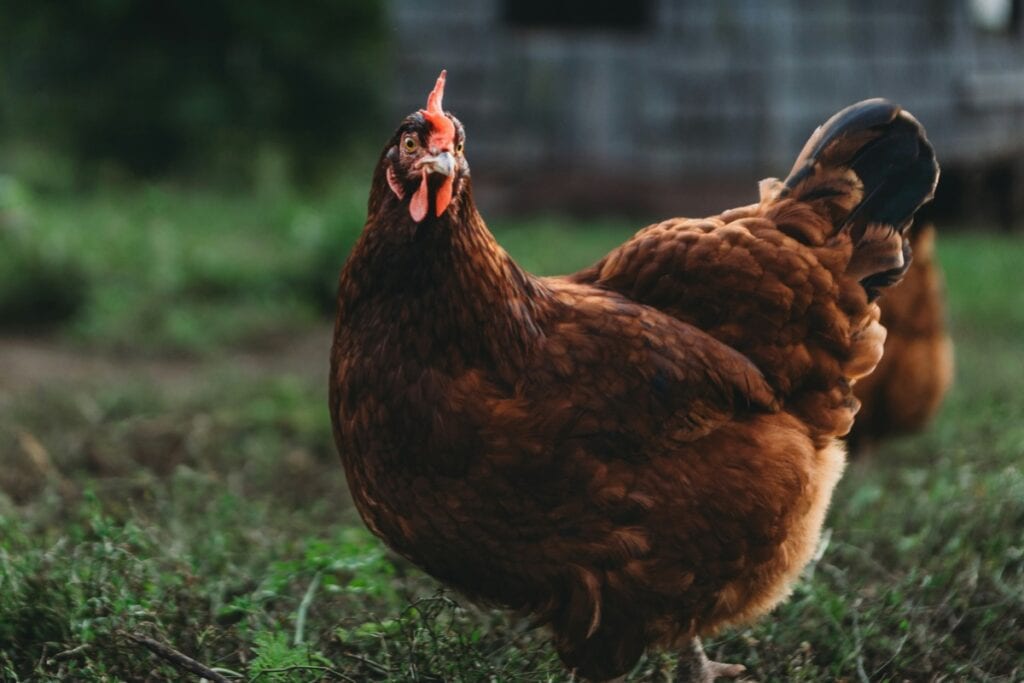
[0, 1, 387, 185]
[0, 176, 88, 329]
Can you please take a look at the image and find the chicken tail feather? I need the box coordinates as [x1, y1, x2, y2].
[766, 99, 939, 299]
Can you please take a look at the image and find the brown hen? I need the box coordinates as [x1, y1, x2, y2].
[330, 72, 938, 681]
[847, 223, 953, 452]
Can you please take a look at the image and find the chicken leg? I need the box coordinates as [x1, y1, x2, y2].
[675, 638, 746, 683]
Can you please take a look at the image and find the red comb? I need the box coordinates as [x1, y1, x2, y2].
[426, 70, 446, 114]
[421, 69, 455, 150]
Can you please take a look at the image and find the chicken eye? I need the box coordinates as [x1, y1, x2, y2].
[403, 136, 418, 153]
[456, 140, 465, 155]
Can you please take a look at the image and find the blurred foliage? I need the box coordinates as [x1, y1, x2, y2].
[0, 174, 366, 351]
[0, 176, 636, 354]
[0, 176, 89, 328]
[0, 1, 387, 187]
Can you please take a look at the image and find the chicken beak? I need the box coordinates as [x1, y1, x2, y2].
[416, 152, 456, 177]
[409, 152, 457, 220]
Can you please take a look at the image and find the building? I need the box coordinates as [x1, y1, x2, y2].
[388, 0, 1024, 220]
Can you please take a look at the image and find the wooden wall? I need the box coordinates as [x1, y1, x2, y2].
[388, 0, 1024, 214]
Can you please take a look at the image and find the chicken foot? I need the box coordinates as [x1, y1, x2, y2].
[674, 638, 746, 683]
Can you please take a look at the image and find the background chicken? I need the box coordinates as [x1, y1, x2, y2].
[330, 72, 938, 681]
[848, 223, 953, 451]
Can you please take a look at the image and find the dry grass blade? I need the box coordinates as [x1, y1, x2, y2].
[250, 664, 357, 682]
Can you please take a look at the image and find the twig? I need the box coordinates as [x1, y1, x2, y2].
[250, 664, 356, 682]
[401, 592, 460, 618]
[121, 631, 231, 683]
[49, 643, 91, 663]
[337, 651, 391, 676]
[211, 667, 246, 679]
[37, 642, 48, 672]
[855, 651, 871, 683]
[294, 570, 322, 646]
[849, 602, 870, 683]
[871, 630, 910, 678]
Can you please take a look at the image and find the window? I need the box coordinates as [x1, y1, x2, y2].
[502, 0, 653, 31]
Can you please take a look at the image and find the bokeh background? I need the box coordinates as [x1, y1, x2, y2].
[1, 2, 1022, 681]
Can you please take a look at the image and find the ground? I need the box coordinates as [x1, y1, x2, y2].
[0, 181, 1022, 681]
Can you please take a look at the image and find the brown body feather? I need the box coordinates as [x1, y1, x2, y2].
[848, 224, 953, 450]
[331, 99, 937, 681]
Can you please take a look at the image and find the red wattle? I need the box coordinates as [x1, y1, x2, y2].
[435, 175, 454, 216]
[409, 170, 429, 222]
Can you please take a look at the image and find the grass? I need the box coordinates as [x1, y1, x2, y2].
[0, 175, 636, 354]
[0, 177, 363, 353]
[0, 182, 1022, 681]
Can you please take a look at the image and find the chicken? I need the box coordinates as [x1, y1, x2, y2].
[330, 71, 938, 681]
[847, 223, 953, 451]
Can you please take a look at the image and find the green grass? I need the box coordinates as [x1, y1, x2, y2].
[0, 175, 636, 354]
[0, 178, 364, 353]
[0, 184, 1022, 681]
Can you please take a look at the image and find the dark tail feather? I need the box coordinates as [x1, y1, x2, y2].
[775, 99, 939, 298]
